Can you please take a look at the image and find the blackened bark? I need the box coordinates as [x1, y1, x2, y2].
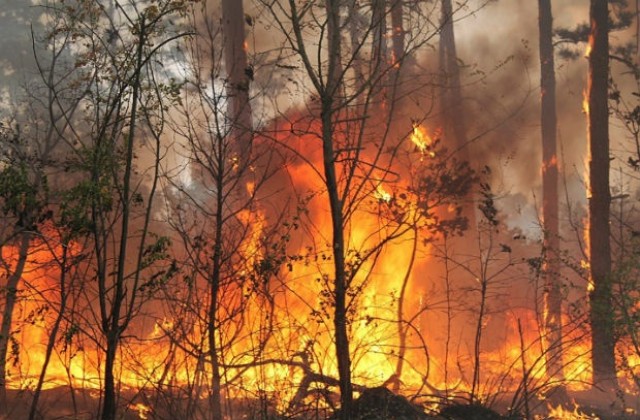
[390, 0, 404, 69]
[389, 0, 417, 109]
[587, 0, 616, 387]
[538, 0, 564, 384]
[439, 0, 475, 228]
[222, 0, 253, 157]
[439, 0, 466, 151]
[347, 0, 365, 91]
[323, 2, 353, 417]
[371, 0, 387, 111]
[324, 110, 352, 419]
[102, 332, 119, 420]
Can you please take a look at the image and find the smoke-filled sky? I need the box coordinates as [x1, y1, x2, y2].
[450, 0, 635, 236]
[0, 0, 636, 236]
[454, 0, 593, 234]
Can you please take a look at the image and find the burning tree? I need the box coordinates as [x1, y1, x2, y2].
[155, 2, 290, 418]
[30, 1, 193, 418]
[538, 0, 565, 391]
[0, 122, 48, 412]
[586, 0, 616, 388]
[256, 1, 479, 417]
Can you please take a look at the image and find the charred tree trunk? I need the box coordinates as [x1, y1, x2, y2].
[0, 232, 30, 411]
[587, 0, 616, 388]
[388, 0, 410, 110]
[102, 331, 120, 420]
[439, 0, 466, 151]
[347, 0, 365, 90]
[371, 0, 388, 112]
[222, 0, 253, 157]
[323, 109, 352, 418]
[323, 2, 353, 417]
[439, 0, 475, 228]
[328, 0, 344, 87]
[538, 0, 565, 386]
[390, 0, 404, 70]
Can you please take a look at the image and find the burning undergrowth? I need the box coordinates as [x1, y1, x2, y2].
[3, 106, 638, 419]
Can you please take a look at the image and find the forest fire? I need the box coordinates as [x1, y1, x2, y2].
[1, 0, 640, 419]
[410, 124, 436, 157]
[3, 116, 637, 417]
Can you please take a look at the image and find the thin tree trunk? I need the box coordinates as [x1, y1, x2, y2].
[323, 111, 352, 418]
[207, 272, 223, 420]
[371, 0, 388, 112]
[29, 244, 70, 420]
[0, 232, 30, 411]
[323, 2, 352, 417]
[393, 230, 418, 391]
[214, 3, 254, 415]
[101, 17, 146, 420]
[538, 0, 565, 386]
[587, 0, 616, 387]
[471, 276, 487, 403]
[207, 133, 226, 420]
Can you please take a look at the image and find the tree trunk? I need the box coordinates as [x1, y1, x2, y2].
[102, 16, 146, 420]
[587, 0, 616, 387]
[101, 331, 119, 420]
[393, 231, 418, 391]
[207, 268, 223, 420]
[222, 0, 253, 156]
[325, 0, 344, 92]
[439, 0, 475, 228]
[0, 232, 30, 411]
[390, 0, 404, 69]
[323, 2, 353, 417]
[538, 0, 565, 386]
[439, 0, 466, 150]
[347, 0, 365, 90]
[371, 0, 387, 112]
[29, 245, 70, 420]
[323, 109, 352, 418]
[206, 134, 227, 420]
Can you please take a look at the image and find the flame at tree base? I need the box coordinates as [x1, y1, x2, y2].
[1, 122, 638, 419]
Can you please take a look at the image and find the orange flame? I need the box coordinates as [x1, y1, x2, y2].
[410, 123, 431, 152]
[547, 402, 595, 419]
